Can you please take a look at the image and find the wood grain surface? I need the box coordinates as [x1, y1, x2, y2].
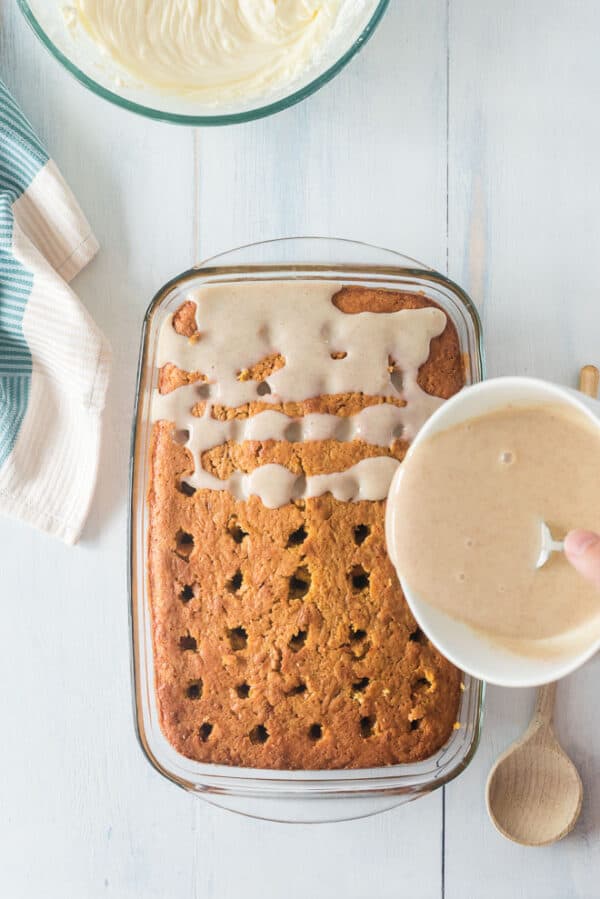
[1, 2, 599, 897]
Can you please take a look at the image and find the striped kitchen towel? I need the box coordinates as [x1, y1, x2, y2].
[0, 78, 110, 544]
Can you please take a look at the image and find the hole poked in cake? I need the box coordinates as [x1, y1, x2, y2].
[236, 683, 250, 699]
[186, 679, 203, 700]
[179, 584, 194, 603]
[228, 626, 248, 651]
[291, 475, 307, 500]
[409, 627, 425, 644]
[249, 724, 269, 745]
[349, 628, 370, 659]
[349, 565, 370, 592]
[288, 566, 311, 599]
[284, 421, 303, 442]
[390, 368, 404, 393]
[334, 418, 353, 442]
[227, 569, 243, 593]
[410, 718, 422, 732]
[352, 676, 370, 693]
[308, 723, 323, 741]
[173, 428, 190, 445]
[196, 383, 211, 400]
[349, 626, 367, 643]
[353, 524, 371, 546]
[199, 722, 213, 742]
[412, 676, 432, 693]
[177, 480, 196, 497]
[287, 682, 307, 696]
[179, 634, 197, 652]
[175, 529, 194, 559]
[289, 629, 307, 652]
[228, 520, 248, 544]
[286, 525, 308, 547]
[360, 715, 376, 738]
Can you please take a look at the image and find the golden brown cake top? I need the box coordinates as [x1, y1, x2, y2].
[147, 282, 465, 769]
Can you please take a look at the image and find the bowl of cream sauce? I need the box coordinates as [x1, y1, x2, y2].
[386, 377, 600, 687]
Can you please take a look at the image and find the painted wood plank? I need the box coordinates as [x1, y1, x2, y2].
[194, 4, 449, 899]
[196, 1, 449, 274]
[446, 2, 600, 896]
[0, 7, 200, 899]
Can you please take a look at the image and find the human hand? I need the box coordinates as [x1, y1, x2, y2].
[564, 530, 600, 590]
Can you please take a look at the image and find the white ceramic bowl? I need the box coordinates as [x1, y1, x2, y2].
[385, 377, 600, 688]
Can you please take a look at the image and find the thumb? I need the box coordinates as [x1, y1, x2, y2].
[564, 530, 600, 590]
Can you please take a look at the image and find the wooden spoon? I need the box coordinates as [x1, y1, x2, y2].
[486, 682, 583, 845]
[486, 364, 599, 846]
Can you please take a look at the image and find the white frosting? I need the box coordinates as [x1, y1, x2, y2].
[153, 280, 449, 507]
[71, 0, 365, 101]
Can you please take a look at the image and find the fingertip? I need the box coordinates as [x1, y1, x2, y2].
[564, 529, 599, 559]
[564, 529, 600, 591]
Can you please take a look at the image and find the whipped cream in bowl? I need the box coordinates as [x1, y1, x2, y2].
[19, 0, 389, 123]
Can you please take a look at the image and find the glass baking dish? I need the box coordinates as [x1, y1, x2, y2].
[129, 237, 486, 823]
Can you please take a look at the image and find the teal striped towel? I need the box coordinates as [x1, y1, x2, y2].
[0, 79, 110, 544]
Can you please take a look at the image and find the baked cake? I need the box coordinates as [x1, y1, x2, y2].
[147, 281, 464, 769]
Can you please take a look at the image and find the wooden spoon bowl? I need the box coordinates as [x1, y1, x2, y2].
[486, 683, 583, 846]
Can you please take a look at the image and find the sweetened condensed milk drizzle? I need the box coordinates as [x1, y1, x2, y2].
[153, 281, 448, 507]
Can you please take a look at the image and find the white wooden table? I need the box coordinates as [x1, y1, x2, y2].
[2, 3, 600, 897]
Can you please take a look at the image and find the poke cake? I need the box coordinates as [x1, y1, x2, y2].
[147, 280, 464, 769]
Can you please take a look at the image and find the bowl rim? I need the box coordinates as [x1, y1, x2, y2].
[17, 0, 391, 126]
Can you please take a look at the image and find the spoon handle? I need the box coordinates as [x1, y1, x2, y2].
[534, 681, 557, 727]
[579, 364, 599, 397]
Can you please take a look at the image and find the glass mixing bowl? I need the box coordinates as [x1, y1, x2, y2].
[18, 1, 390, 126]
